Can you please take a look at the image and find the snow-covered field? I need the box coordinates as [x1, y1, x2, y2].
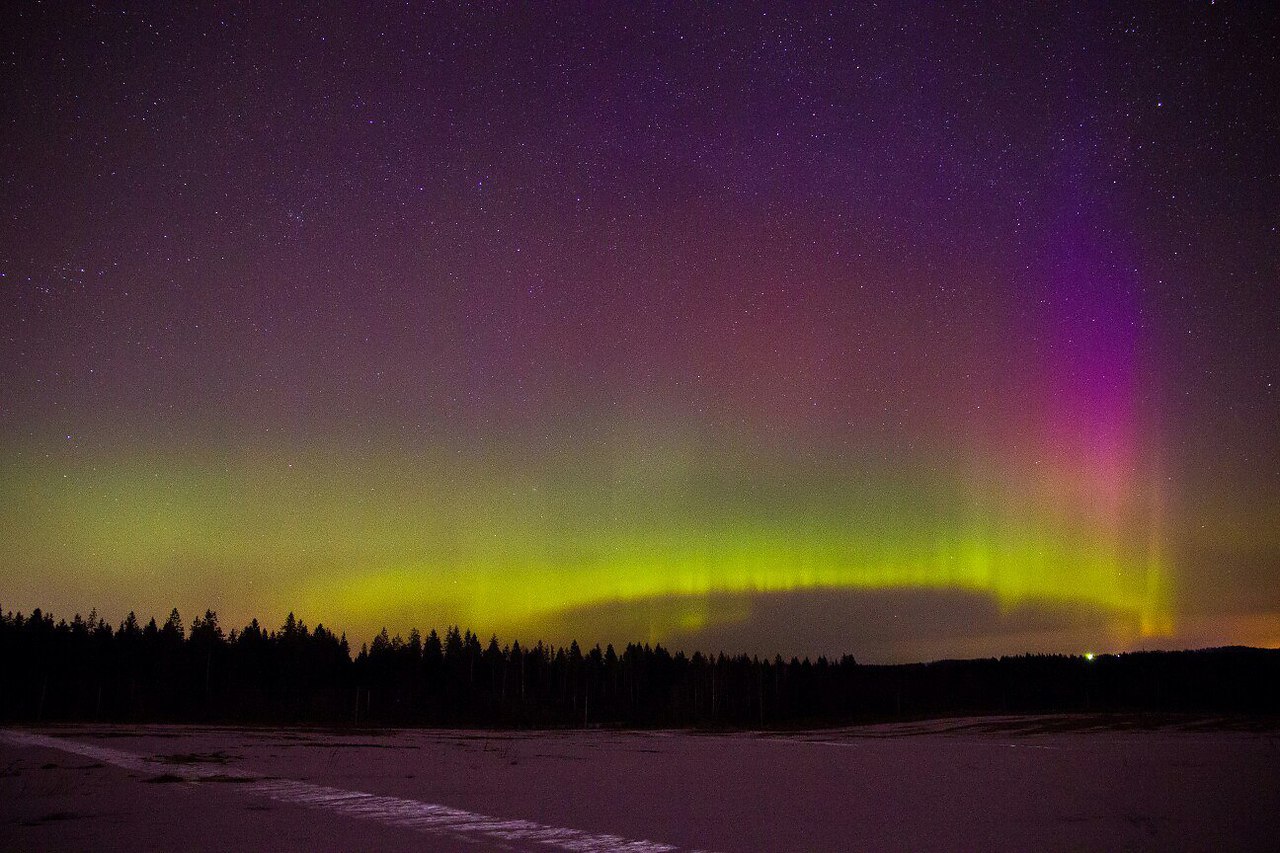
[2, 717, 1277, 851]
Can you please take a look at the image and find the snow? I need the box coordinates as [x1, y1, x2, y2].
[2, 718, 1277, 851]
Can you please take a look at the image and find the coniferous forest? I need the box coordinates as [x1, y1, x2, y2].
[2, 606, 1278, 727]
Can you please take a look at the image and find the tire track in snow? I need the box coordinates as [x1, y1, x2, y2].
[1, 730, 718, 853]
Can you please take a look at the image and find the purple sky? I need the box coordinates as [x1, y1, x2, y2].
[2, 3, 1277, 660]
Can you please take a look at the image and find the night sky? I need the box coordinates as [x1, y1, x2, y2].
[3, 3, 1277, 661]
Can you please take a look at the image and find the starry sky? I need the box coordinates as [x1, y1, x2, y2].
[2, 2, 1277, 662]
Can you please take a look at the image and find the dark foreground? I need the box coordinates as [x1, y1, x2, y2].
[2, 717, 1278, 852]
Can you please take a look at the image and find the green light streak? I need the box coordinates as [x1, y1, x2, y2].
[0, 437, 1171, 640]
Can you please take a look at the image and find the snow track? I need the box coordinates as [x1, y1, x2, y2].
[0, 730, 715, 853]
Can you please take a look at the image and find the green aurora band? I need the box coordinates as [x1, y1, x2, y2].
[2, 434, 1171, 646]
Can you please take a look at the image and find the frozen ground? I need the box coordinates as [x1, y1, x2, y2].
[2, 716, 1277, 852]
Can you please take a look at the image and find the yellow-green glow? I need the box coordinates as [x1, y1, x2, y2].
[0, 435, 1172, 648]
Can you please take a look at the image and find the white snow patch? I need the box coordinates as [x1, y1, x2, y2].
[0, 730, 715, 853]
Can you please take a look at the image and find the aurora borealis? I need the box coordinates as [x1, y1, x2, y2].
[2, 3, 1277, 661]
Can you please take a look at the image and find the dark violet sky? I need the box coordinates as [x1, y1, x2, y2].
[2, 2, 1277, 661]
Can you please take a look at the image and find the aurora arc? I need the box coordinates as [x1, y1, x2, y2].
[3, 428, 1170, 643]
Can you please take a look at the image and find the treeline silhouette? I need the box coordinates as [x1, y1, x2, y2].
[3, 606, 1278, 727]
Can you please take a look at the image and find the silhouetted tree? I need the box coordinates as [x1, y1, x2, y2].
[3, 604, 1279, 727]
